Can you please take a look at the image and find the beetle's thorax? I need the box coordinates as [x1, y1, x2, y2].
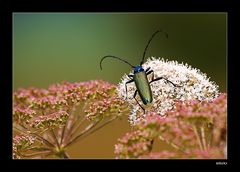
[133, 65, 144, 74]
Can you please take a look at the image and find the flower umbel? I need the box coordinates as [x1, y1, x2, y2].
[117, 57, 219, 125]
[13, 80, 129, 159]
[30, 111, 69, 130]
[114, 93, 227, 159]
[13, 134, 36, 159]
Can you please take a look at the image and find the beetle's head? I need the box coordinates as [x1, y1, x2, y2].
[133, 65, 144, 74]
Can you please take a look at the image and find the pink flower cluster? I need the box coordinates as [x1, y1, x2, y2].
[138, 113, 198, 150]
[30, 111, 69, 130]
[85, 97, 127, 120]
[13, 80, 129, 159]
[139, 151, 179, 159]
[13, 107, 36, 124]
[114, 130, 153, 158]
[139, 148, 224, 159]
[13, 134, 36, 159]
[114, 93, 227, 159]
[172, 93, 227, 124]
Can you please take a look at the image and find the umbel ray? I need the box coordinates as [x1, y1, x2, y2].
[100, 30, 180, 113]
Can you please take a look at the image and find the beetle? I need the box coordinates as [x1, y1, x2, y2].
[100, 30, 179, 113]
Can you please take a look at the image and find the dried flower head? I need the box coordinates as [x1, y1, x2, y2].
[117, 57, 219, 125]
[13, 80, 129, 159]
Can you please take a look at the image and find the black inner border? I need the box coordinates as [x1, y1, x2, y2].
[0, 0, 239, 169]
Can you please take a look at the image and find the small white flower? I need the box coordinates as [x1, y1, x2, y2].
[117, 57, 219, 125]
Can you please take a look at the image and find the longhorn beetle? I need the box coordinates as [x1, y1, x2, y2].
[100, 30, 179, 113]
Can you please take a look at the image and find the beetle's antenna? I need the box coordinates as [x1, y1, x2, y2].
[140, 30, 168, 65]
[100, 55, 135, 70]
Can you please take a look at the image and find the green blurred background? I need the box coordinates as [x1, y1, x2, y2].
[13, 13, 227, 158]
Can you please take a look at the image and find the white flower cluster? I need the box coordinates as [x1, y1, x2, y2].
[117, 57, 219, 125]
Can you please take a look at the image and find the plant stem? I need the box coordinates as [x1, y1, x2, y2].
[60, 107, 79, 145]
[149, 139, 154, 152]
[51, 129, 60, 148]
[60, 125, 66, 146]
[64, 115, 118, 149]
[71, 115, 118, 144]
[63, 118, 102, 148]
[13, 126, 55, 148]
[158, 135, 186, 154]
[57, 150, 70, 159]
[20, 150, 52, 158]
[26, 146, 52, 152]
[67, 115, 86, 141]
[192, 125, 203, 151]
[200, 126, 207, 150]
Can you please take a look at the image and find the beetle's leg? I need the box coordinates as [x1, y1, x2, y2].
[133, 90, 145, 114]
[128, 74, 134, 78]
[147, 70, 181, 87]
[146, 70, 154, 81]
[150, 77, 179, 87]
[145, 67, 151, 73]
[125, 79, 134, 99]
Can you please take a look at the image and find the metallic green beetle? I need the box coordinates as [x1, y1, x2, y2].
[100, 30, 178, 113]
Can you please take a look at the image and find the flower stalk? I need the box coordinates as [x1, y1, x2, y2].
[192, 125, 204, 151]
[200, 126, 207, 151]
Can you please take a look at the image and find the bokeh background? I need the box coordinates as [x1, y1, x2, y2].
[13, 13, 227, 158]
